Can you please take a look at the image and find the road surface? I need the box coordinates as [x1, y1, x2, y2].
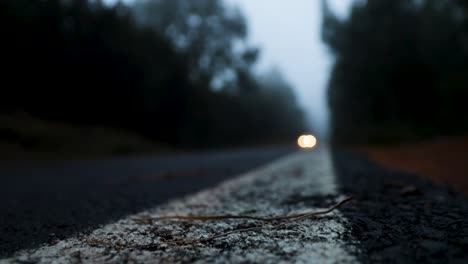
[1, 146, 468, 263]
[0, 146, 294, 257]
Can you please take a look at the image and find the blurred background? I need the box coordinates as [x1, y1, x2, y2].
[323, 0, 468, 144]
[0, 0, 467, 158]
[3, 0, 468, 256]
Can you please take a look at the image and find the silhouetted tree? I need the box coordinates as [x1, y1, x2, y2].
[322, 0, 468, 144]
[133, 0, 259, 92]
[0, 0, 306, 148]
[1, 0, 192, 143]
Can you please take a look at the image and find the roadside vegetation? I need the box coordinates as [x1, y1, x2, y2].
[0, 0, 307, 158]
[322, 0, 468, 144]
[0, 113, 167, 159]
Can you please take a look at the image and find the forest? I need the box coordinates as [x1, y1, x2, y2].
[323, 0, 468, 144]
[0, 0, 306, 149]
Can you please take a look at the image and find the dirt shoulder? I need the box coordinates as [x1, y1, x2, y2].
[353, 136, 468, 194]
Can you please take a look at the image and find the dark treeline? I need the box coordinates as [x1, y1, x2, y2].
[322, 0, 468, 144]
[0, 0, 306, 148]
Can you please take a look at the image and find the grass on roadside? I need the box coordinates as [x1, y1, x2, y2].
[0, 113, 168, 159]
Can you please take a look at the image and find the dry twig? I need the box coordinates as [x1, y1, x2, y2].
[133, 196, 354, 247]
[132, 197, 353, 224]
[87, 197, 354, 250]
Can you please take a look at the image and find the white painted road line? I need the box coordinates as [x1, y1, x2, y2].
[2, 149, 358, 263]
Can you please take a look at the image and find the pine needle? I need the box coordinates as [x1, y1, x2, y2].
[132, 197, 354, 224]
[133, 196, 354, 247]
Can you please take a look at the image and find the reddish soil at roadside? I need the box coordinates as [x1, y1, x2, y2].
[354, 136, 468, 194]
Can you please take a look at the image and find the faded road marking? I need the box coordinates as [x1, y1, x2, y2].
[2, 149, 358, 263]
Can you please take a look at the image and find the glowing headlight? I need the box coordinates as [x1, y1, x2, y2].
[297, 134, 317, 149]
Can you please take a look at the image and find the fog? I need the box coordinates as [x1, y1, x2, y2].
[103, 0, 353, 138]
[228, 0, 352, 138]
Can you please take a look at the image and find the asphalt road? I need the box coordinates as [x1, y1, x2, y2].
[2, 147, 468, 263]
[332, 149, 468, 263]
[0, 146, 295, 257]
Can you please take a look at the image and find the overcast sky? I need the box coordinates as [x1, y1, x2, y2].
[227, 0, 352, 137]
[104, 0, 352, 138]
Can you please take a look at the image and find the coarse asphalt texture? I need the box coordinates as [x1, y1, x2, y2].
[0, 146, 295, 257]
[332, 149, 468, 263]
[1, 147, 468, 263]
